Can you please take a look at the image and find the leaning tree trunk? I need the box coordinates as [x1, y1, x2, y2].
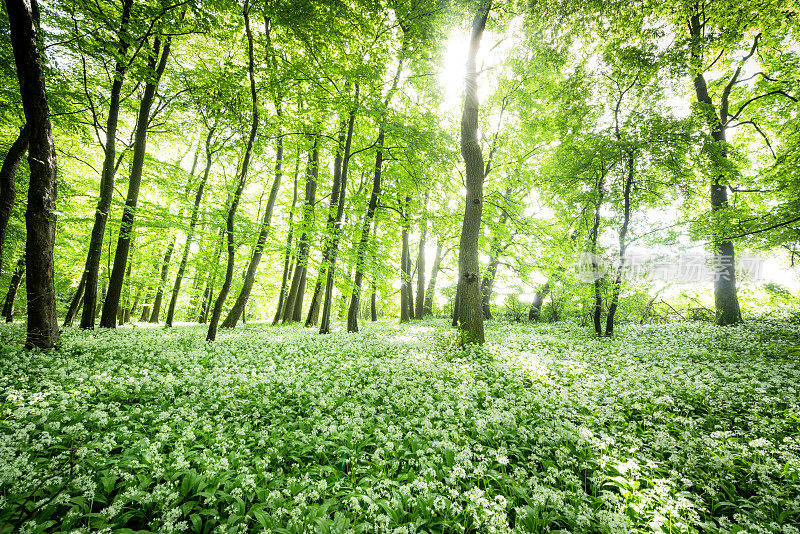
[422, 240, 442, 316]
[166, 127, 215, 326]
[100, 36, 171, 328]
[63, 270, 86, 326]
[3, 253, 25, 322]
[0, 123, 29, 273]
[223, 132, 283, 328]
[347, 38, 408, 333]
[689, 13, 742, 326]
[606, 152, 633, 336]
[528, 281, 551, 321]
[79, 0, 133, 330]
[207, 2, 258, 342]
[282, 137, 319, 323]
[320, 84, 358, 334]
[456, 0, 492, 345]
[8, 0, 60, 348]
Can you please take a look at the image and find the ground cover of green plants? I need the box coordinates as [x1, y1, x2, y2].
[1, 319, 799, 534]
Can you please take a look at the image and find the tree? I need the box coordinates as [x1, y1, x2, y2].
[455, 0, 492, 345]
[6, 0, 60, 348]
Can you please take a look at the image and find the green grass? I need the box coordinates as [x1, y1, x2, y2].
[0, 318, 799, 533]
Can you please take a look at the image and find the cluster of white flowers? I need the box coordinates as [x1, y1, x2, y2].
[0, 318, 798, 532]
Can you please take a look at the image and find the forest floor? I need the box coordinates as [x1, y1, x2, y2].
[1, 319, 799, 533]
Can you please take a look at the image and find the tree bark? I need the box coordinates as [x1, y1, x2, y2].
[79, 0, 133, 329]
[166, 127, 215, 326]
[689, 13, 742, 326]
[2, 253, 25, 323]
[590, 171, 605, 337]
[456, 0, 491, 345]
[400, 204, 412, 323]
[480, 197, 510, 319]
[63, 270, 86, 327]
[606, 153, 633, 336]
[7, 0, 60, 348]
[0, 123, 29, 273]
[282, 136, 319, 323]
[207, 2, 258, 342]
[100, 36, 171, 328]
[414, 210, 427, 319]
[422, 240, 442, 316]
[273, 155, 300, 324]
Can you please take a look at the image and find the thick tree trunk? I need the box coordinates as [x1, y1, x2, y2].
[166, 129, 214, 326]
[149, 236, 175, 323]
[281, 137, 318, 323]
[606, 153, 633, 336]
[689, 13, 742, 326]
[100, 36, 171, 328]
[63, 270, 86, 327]
[3, 253, 25, 323]
[0, 123, 29, 273]
[8, 0, 60, 348]
[224, 114, 283, 328]
[456, 0, 491, 345]
[422, 240, 442, 316]
[528, 281, 550, 321]
[207, 3, 258, 342]
[79, 0, 133, 330]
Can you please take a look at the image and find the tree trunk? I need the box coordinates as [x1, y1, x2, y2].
[320, 85, 358, 333]
[149, 236, 175, 323]
[207, 2, 258, 342]
[100, 36, 171, 328]
[2, 253, 25, 323]
[528, 281, 550, 321]
[456, 0, 492, 345]
[590, 172, 605, 337]
[79, 0, 133, 330]
[400, 209, 412, 323]
[451, 283, 461, 327]
[282, 137, 319, 323]
[8, 0, 60, 348]
[480, 200, 509, 319]
[63, 270, 86, 327]
[273, 153, 301, 325]
[414, 212, 427, 319]
[118, 258, 133, 325]
[0, 123, 29, 273]
[422, 240, 442, 316]
[606, 152, 633, 336]
[689, 13, 742, 326]
[347, 39, 407, 333]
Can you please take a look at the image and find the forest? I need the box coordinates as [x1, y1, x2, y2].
[1, 0, 800, 531]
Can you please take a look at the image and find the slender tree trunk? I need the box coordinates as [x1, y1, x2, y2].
[8, 0, 60, 348]
[273, 153, 301, 325]
[528, 281, 550, 321]
[414, 211, 427, 319]
[590, 172, 605, 337]
[166, 128, 214, 326]
[422, 240, 442, 316]
[480, 200, 509, 319]
[689, 13, 742, 326]
[320, 84, 358, 333]
[128, 282, 142, 324]
[282, 137, 319, 323]
[223, 134, 282, 328]
[79, 0, 133, 330]
[149, 236, 175, 323]
[456, 0, 492, 345]
[207, 2, 258, 342]
[100, 36, 171, 328]
[606, 153, 633, 336]
[400, 209, 412, 322]
[347, 39, 408, 333]
[0, 123, 29, 273]
[63, 270, 86, 327]
[451, 283, 461, 327]
[118, 258, 133, 325]
[2, 253, 25, 323]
